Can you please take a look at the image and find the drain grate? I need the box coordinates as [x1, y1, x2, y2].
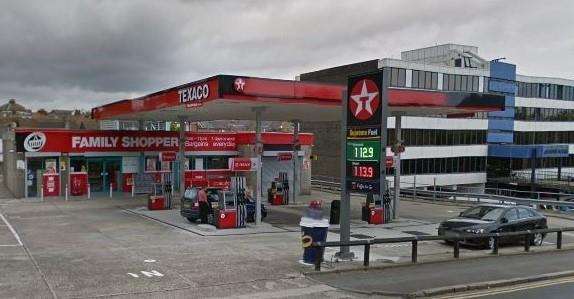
[402, 230, 430, 236]
[350, 233, 373, 239]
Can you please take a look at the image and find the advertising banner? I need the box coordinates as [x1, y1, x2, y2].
[15, 131, 237, 153]
[228, 157, 257, 171]
[159, 151, 177, 162]
[42, 173, 60, 197]
[70, 172, 88, 196]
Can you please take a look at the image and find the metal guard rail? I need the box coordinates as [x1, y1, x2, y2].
[311, 227, 574, 271]
[311, 178, 574, 208]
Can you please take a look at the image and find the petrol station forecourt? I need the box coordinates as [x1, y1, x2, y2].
[91, 72, 505, 250]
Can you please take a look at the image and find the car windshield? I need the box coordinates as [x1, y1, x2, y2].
[481, 208, 506, 221]
[183, 188, 198, 200]
[460, 206, 505, 221]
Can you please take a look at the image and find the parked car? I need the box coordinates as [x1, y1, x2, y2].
[181, 187, 267, 223]
[437, 204, 547, 249]
[180, 187, 218, 223]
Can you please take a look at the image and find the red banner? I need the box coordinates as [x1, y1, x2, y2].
[42, 173, 60, 197]
[70, 172, 88, 196]
[16, 131, 237, 153]
[159, 151, 177, 162]
[229, 158, 256, 171]
[277, 152, 293, 161]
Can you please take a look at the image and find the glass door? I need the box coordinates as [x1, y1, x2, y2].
[87, 158, 104, 193]
[103, 158, 122, 192]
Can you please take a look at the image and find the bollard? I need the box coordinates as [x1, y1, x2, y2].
[40, 186, 44, 201]
[109, 183, 113, 198]
[363, 244, 370, 267]
[314, 247, 323, 271]
[411, 240, 418, 263]
[65, 185, 68, 201]
[87, 184, 91, 199]
[557, 231, 563, 249]
[131, 183, 135, 198]
[524, 233, 531, 252]
[453, 240, 460, 258]
[492, 236, 499, 255]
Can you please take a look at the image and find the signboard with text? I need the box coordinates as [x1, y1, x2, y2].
[346, 71, 386, 195]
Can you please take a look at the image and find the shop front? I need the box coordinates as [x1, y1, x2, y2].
[12, 129, 313, 198]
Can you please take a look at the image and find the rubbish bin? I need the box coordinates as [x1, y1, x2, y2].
[300, 216, 329, 265]
[329, 200, 340, 224]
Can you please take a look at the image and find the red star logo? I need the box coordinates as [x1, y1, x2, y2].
[234, 78, 245, 92]
[349, 79, 380, 120]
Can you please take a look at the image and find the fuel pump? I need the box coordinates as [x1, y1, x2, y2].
[163, 172, 173, 209]
[280, 172, 290, 205]
[231, 176, 246, 228]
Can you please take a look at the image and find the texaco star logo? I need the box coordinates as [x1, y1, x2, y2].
[234, 78, 245, 92]
[349, 79, 380, 120]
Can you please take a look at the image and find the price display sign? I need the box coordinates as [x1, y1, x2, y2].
[347, 161, 379, 180]
[345, 71, 386, 194]
[346, 140, 380, 162]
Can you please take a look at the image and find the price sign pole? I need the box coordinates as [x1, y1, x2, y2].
[337, 70, 389, 259]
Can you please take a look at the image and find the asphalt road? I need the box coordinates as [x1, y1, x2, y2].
[310, 249, 574, 297]
[479, 281, 574, 299]
[439, 277, 574, 299]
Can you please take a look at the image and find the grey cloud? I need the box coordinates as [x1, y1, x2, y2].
[0, 0, 572, 110]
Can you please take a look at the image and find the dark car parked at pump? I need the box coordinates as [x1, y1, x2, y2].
[180, 187, 267, 223]
[438, 204, 548, 249]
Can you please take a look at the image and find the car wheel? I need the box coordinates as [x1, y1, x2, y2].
[531, 232, 544, 246]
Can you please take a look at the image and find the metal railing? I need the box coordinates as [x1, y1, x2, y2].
[311, 176, 574, 209]
[311, 227, 574, 271]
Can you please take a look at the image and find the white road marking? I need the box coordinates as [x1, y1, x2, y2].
[143, 259, 156, 263]
[127, 270, 164, 278]
[0, 212, 23, 246]
[140, 270, 164, 277]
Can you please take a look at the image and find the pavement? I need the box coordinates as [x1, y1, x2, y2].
[308, 249, 574, 297]
[2, 187, 574, 298]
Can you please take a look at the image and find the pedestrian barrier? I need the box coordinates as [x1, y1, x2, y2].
[311, 177, 574, 209]
[310, 227, 574, 271]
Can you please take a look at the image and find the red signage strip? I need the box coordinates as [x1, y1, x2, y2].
[92, 76, 219, 120]
[15, 130, 313, 153]
[159, 151, 177, 162]
[229, 158, 257, 171]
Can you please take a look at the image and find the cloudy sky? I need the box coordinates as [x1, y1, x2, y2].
[1, 0, 573, 110]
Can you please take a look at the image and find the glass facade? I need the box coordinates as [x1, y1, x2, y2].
[514, 107, 574, 121]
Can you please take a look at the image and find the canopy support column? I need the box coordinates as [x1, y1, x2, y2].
[178, 118, 186, 196]
[253, 107, 265, 225]
[292, 119, 300, 204]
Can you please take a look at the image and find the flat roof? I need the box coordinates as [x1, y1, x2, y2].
[92, 74, 505, 122]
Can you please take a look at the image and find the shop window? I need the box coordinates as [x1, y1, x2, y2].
[145, 157, 159, 171]
[204, 156, 229, 169]
[70, 158, 87, 172]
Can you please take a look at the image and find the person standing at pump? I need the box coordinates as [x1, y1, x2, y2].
[198, 187, 209, 224]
